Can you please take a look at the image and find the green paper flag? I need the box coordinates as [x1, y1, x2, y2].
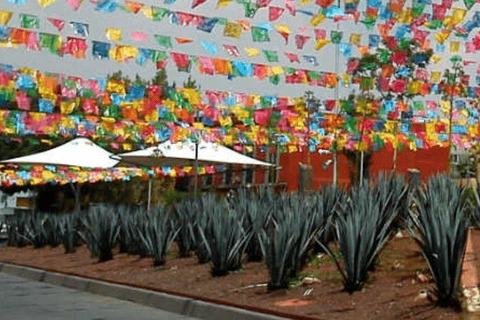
[244, 2, 258, 18]
[251, 26, 270, 42]
[151, 50, 168, 62]
[464, 0, 475, 9]
[20, 13, 40, 29]
[330, 31, 343, 44]
[360, 77, 374, 91]
[361, 18, 376, 30]
[377, 49, 391, 64]
[263, 50, 279, 62]
[39, 33, 62, 54]
[152, 6, 169, 21]
[411, 4, 425, 18]
[154, 35, 173, 48]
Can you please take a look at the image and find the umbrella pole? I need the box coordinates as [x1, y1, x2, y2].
[194, 141, 199, 198]
[70, 182, 81, 213]
[147, 179, 152, 212]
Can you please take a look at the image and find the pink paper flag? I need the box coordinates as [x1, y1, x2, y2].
[47, 18, 65, 31]
[66, 0, 83, 11]
[131, 31, 148, 42]
[192, 0, 207, 8]
[283, 0, 296, 15]
[284, 53, 299, 63]
[268, 6, 284, 21]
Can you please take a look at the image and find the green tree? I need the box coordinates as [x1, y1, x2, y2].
[183, 76, 199, 90]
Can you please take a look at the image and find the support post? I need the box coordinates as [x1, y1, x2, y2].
[359, 151, 364, 186]
[333, 150, 338, 186]
[147, 179, 152, 212]
[194, 141, 199, 197]
[70, 183, 81, 213]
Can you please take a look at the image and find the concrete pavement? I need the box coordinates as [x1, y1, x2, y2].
[0, 273, 197, 320]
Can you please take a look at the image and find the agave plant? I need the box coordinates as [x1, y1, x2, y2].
[408, 175, 469, 308]
[22, 214, 49, 248]
[117, 205, 149, 256]
[320, 183, 398, 293]
[139, 207, 179, 266]
[260, 193, 325, 290]
[58, 213, 80, 254]
[198, 199, 250, 276]
[231, 188, 274, 262]
[174, 198, 200, 258]
[373, 173, 408, 229]
[45, 214, 62, 247]
[312, 185, 345, 248]
[5, 214, 27, 247]
[78, 207, 120, 262]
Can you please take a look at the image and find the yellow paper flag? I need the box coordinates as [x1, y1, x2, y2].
[244, 47, 260, 57]
[349, 33, 361, 45]
[216, 0, 232, 8]
[38, 0, 56, 7]
[275, 24, 291, 34]
[0, 10, 12, 25]
[450, 41, 459, 53]
[105, 28, 122, 41]
[314, 38, 330, 50]
[310, 14, 326, 26]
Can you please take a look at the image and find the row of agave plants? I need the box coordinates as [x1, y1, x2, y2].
[3, 174, 476, 309]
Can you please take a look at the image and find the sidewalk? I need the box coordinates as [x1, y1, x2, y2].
[0, 262, 287, 320]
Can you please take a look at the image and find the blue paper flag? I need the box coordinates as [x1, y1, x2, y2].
[201, 41, 218, 55]
[197, 17, 218, 33]
[70, 22, 89, 37]
[39, 99, 54, 113]
[368, 34, 380, 47]
[96, 0, 118, 12]
[92, 41, 111, 59]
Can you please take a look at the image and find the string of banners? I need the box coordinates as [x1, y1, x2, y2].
[0, 65, 479, 154]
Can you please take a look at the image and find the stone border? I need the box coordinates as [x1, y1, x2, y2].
[0, 262, 286, 320]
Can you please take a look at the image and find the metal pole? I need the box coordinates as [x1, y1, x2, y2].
[147, 179, 152, 211]
[70, 183, 81, 213]
[360, 151, 364, 186]
[194, 141, 199, 197]
[333, 151, 338, 185]
[332, 0, 340, 186]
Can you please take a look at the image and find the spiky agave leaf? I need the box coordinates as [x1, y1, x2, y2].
[198, 199, 250, 276]
[408, 175, 469, 308]
[58, 213, 80, 254]
[22, 213, 49, 248]
[139, 207, 179, 266]
[174, 198, 200, 258]
[321, 183, 398, 293]
[260, 192, 326, 290]
[78, 206, 120, 262]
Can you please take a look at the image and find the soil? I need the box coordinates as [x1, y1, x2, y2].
[1, 230, 477, 320]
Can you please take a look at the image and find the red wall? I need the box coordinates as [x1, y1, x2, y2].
[277, 147, 449, 191]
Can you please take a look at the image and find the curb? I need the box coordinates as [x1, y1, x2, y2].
[0, 262, 287, 320]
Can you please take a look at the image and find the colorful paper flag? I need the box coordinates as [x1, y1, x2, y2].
[105, 27, 122, 41]
[0, 11, 13, 26]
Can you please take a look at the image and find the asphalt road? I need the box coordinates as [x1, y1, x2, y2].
[0, 273, 199, 320]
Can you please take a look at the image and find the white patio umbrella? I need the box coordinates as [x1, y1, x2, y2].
[1, 137, 119, 211]
[116, 140, 272, 202]
[116, 140, 271, 167]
